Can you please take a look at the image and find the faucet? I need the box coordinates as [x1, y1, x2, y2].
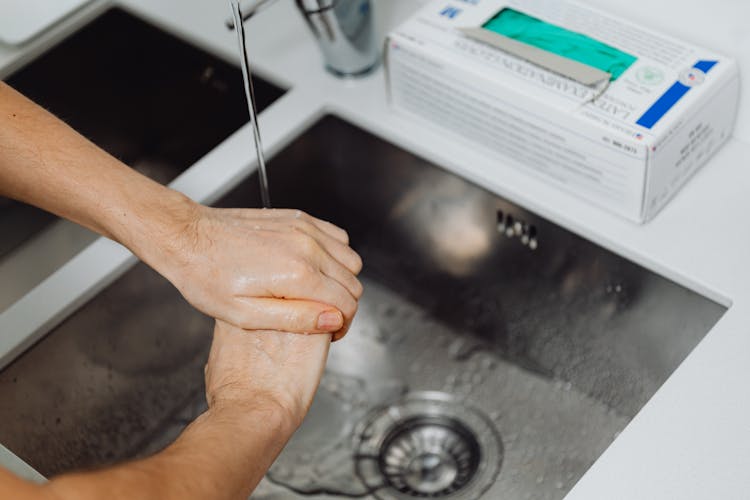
[227, 0, 379, 77]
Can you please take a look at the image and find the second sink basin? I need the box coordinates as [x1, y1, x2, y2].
[0, 116, 726, 500]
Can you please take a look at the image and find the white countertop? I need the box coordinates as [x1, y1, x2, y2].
[1, 0, 749, 497]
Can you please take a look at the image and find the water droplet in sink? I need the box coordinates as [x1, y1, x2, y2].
[448, 338, 469, 360]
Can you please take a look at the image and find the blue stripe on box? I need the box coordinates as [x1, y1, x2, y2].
[636, 60, 718, 129]
[693, 60, 717, 73]
[635, 82, 690, 129]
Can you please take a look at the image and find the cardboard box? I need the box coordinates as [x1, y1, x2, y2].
[385, 0, 740, 222]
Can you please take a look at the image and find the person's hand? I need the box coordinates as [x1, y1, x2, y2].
[150, 204, 363, 341]
[18, 321, 332, 500]
[205, 320, 331, 428]
[0, 82, 362, 340]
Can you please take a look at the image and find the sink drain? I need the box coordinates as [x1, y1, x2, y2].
[379, 416, 480, 496]
[355, 392, 502, 500]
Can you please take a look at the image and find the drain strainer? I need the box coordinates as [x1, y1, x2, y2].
[378, 416, 480, 496]
[355, 392, 503, 500]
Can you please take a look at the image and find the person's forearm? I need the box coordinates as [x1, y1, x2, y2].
[0, 81, 361, 337]
[0, 81, 194, 266]
[39, 404, 295, 500]
[0, 408, 292, 500]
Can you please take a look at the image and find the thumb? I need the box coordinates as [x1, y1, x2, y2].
[230, 297, 343, 334]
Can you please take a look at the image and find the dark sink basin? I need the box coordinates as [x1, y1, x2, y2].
[0, 115, 725, 499]
[0, 7, 284, 312]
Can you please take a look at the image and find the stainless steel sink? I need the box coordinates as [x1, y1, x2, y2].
[0, 7, 284, 313]
[0, 116, 725, 500]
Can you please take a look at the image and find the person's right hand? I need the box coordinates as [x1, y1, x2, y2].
[139, 204, 363, 341]
[205, 320, 331, 428]
[0, 82, 363, 340]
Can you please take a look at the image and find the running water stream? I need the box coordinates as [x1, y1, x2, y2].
[229, 0, 272, 208]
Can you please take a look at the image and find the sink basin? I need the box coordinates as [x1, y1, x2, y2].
[0, 116, 725, 499]
[0, 7, 284, 313]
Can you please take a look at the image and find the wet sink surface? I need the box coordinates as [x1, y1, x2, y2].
[0, 116, 726, 499]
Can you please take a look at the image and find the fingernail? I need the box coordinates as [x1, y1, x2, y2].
[317, 310, 343, 330]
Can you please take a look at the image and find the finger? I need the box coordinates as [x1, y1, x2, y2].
[289, 209, 350, 244]
[252, 208, 351, 244]
[287, 231, 362, 300]
[277, 267, 358, 326]
[289, 219, 363, 275]
[231, 297, 344, 333]
[316, 248, 364, 300]
[332, 295, 360, 342]
[313, 276, 358, 323]
[306, 217, 350, 246]
[227, 212, 362, 274]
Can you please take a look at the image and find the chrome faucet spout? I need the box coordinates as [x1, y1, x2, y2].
[227, 0, 379, 77]
[226, 0, 278, 27]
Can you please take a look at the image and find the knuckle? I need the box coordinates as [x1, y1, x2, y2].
[289, 258, 317, 282]
[290, 218, 316, 236]
[297, 309, 318, 330]
[342, 296, 358, 318]
[295, 232, 320, 255]
[352, 278, 364, 298]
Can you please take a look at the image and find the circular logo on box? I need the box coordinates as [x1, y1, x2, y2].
[679, 67, 706, 87]
[636, 66, 664, 85]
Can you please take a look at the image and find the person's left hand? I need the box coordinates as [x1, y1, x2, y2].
[205, 320, 331, 428]
[139, 202, 363, 341]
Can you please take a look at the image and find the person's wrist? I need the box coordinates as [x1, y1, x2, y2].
[147, 189, 201, 270]
[117, 186, 201, 276]
[207, 395, 301, 436]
